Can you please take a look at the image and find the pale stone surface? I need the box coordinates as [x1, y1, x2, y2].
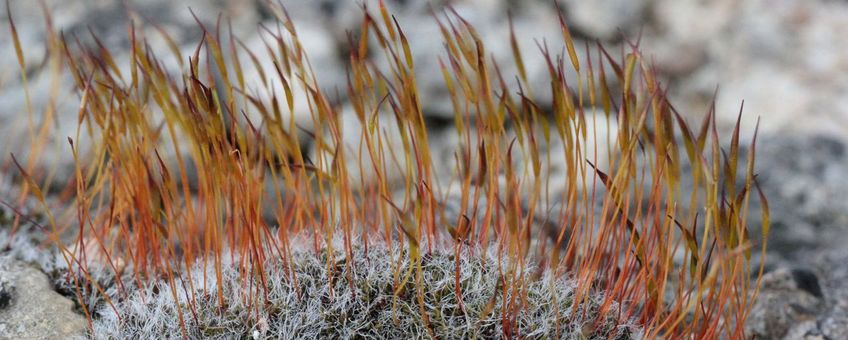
[0, 0, 260, 184]
[235, 19, 344, 139]
[647, 0, 848, 140]
[0, 255, 87, 340]
[308, 104, 407, 188]
[559, 0, 647, 40]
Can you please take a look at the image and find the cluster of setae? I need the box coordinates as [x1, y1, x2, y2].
[3, 1, 769, 339]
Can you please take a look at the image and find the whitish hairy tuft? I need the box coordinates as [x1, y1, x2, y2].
[84, 242, 640, 339]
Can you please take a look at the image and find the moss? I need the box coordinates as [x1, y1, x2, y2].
[2, 0, 767, 337]
[79, 243, 639, 339]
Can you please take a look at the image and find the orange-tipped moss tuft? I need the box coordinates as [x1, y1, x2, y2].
[4, 2, 768, 339]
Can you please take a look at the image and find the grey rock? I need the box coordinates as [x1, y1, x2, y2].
[558, 0, 647, 40]
[308, 104, 407, 188]
[1, 0, 260, 186]
[746, 268, 824, 339]
[361, 1, 609, 119]
[751, 255, 848, 340]
[747, 134, 848, 260]
[819, 312, 848, 340]
[740, 134, 848, 338]
[792, 269, 824, 299]
[275, 0, 434, 39]
[648, 0, 848, 139]
[783, 320, 824, 340]
[366, 1, 506, 119]
[0, 255, 87, 340]
[0, 275, 12, 309]
[234, 18, 344, 142]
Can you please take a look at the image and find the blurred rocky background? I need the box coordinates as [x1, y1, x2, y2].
[1, 0, 847, 338]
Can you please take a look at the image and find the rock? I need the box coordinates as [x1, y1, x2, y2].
[736, 133, 848, 337]
[650, 0, 734, 45]
[640, 36, 707, 77]
[0, 0, 260, 186]
[366, 1, 505, 119]
[746, 134, 848, 260]
[745, 250, 848, 339]
[361, 0, 611, 119]
[783, 320, 825, 340]
[819, 312, 848, 340]
[558, 0, 648, 40]
[742, 131, 848, 336]
[275, 0, 434, 39]
[429, 109, 618, 200]
[235, 18, 345, 140]
[746, 268, 824, 339]
[0, 255, 87, 339]
[649, 0, 848, 140]
[308, 104, 408, 188]
[477, 3, 588, 112]
[0, 276, 12, 309]
[791, 268, 824, 299]
[666, 131, 848, 337]
[808, 247, 848, 340]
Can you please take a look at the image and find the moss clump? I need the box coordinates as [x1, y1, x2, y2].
[88, 242, 639, 339]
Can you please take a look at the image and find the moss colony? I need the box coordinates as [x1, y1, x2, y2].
[2, 1, 768, 338]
